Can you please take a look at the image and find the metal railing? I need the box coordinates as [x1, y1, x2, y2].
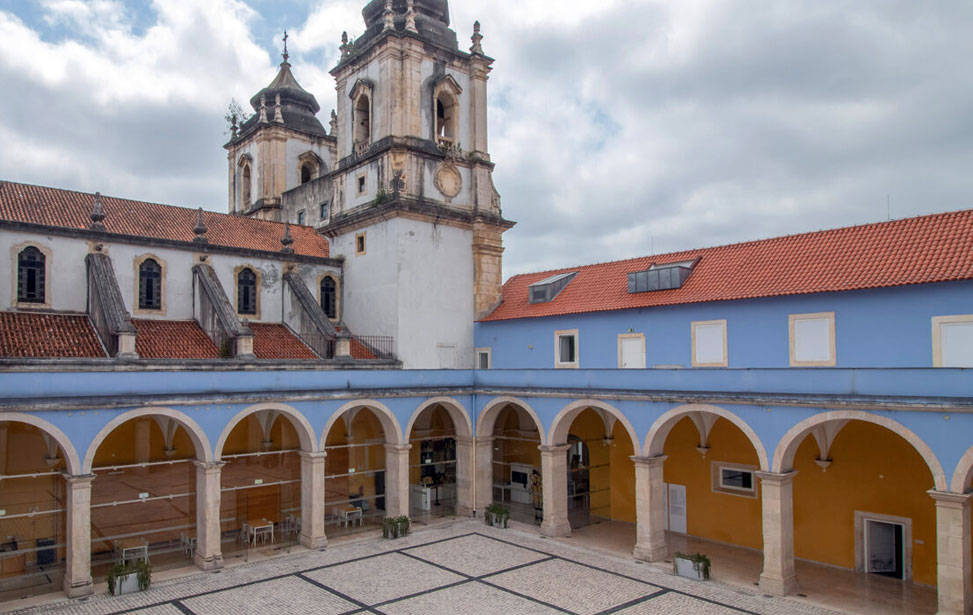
[352, 335, 394, 360]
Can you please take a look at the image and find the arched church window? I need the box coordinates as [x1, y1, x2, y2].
[241, 163, 252, 208]
[300, 163, 313, 185]
[354, 94, 371, 144]
[138, 258, 162, 310]
[237, 268, 257, 315]
[436, 94, 457, 140]
[17, 246, 45, 303]
[320, 276, 338, 320]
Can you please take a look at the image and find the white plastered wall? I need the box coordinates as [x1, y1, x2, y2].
[1, 230, 88, 312]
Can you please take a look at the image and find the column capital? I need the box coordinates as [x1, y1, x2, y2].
[385, 443, 412, 453]
[454, 435, 474, 445]
[473, 436, 495, 446]
[63, 473, 96, 486]
[755, 470, 798, 485]
[928, 489, 973, 507]
[297, 450, 328, 461]
[630, 455, 667, 468]
[193, 460, 226, 472]
[538, 444, 571, 454]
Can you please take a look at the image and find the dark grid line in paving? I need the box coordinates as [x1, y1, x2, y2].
[295, 573, 381, 614]
[170, 602, 196, 615]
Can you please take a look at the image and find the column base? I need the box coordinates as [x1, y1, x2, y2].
[63, 576, 93, 598]
[300, 532, 328, 550]
[455, 505, 474, 517]
[758, 572, 798, 596]
[195, 551, 224, 571]
[540, 518, 571, 538]
[632, 542, 668, 562]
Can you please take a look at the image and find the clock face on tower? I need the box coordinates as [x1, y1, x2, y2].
[434, 162, 462, 201]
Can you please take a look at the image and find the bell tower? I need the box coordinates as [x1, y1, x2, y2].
[322, 0, 514, 368]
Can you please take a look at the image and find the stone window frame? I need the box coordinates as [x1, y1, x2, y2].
[853, 510, 913, 581]
[432, 74, 463, 145]
[356, 171, 367, 197]
[234, 265, 261, 320]
[298, 151, 322, 186]
[789, 312, 836, 367]
[691, 319, 728, 367]
[318, 272, 340, 322]
[355, 232, 367, 256]
[349, 78, 374, 147]
[617, 332, 646, 369]
[711, 461, 758, 499]
[11, 241, 52, 310]
[554, 329, 579, 369]
[931, 314, 973, 367]
[238, 154, 253, 211]
[475, 347, 491, 369]
[133, 253, 167, 316]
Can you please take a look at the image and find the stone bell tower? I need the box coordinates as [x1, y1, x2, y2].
[322, 0, 514, 368]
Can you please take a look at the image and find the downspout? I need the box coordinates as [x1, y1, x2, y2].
[471, 366, 478, 518]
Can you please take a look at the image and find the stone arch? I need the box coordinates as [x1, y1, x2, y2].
[548, 399, 642, 456]
[476, 396, 546, 442]
[83, 407, 212, 473]
[215, 402, 317, 459]
[644, 403, 769, 470]
[951, 446, 973, 493]
[773, 410, 947, 491]
[0, 412, 81, 475]
[405, 397, 473, 440]
[320, 399, 404, 449]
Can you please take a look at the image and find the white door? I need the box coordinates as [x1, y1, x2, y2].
[866, 519, 898, 573]
[620, 337, 645, 368]
[667, 483, 687, 534]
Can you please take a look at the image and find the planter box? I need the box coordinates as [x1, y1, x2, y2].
[112, 572, 141, 595]
[674, 556, 707, 580]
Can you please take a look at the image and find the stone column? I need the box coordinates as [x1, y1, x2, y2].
[632, 455, 669, 562]
[928, 490, 972, 615]
[194, 461, 224, 571]
[134, 418, 150, 464]
[757, 471, 798, 596]
[474, 436, 495, 514]
[539, 444, 571, 537]
[299, 451, 327, 549]
[384, 443, 412, 518]
[63, 474, 94, 598]
[454, 436, 474, 517]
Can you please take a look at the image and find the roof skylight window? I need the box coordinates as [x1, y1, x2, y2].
[529, 272, 577, 304]
[628, 259, 698, 293]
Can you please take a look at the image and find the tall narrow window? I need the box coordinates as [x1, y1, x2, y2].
[138, 258, 162, 310]
[320, 276, 337, 319]
[300, 164, 313, 185]
[17, 246, 45, 303]
[354, 94, 370, 144]
[237, 268, 257, 315]
[436, 94, 456, 140]
[554, 329, 579, 368]
[242, 163, 252, 207]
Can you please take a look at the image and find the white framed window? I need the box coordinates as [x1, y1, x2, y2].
[711, 462, 757, 498]
[475, 347, 491, 369]
[691, 320, 727, 367]
[789, 312, 836, 366]
[617, 333, 645, 368]
[554, 329, 579, 368]
[932, 315, 973, 367]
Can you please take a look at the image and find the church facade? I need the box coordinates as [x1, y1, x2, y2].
[1, 1, 973, 614]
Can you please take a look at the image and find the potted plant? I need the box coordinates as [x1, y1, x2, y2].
[107, 559, 151, 595]
[673, 552, 710, 580]
[484, 503, 510, 528]
[382, 515, 410, 539]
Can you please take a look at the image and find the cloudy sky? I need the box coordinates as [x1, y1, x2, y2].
[2, 1, 972, 277]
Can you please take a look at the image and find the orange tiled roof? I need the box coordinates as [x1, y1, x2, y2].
[0, 181, 329, 258]
[350, 338, 377, 360]
[249, 323, 318, 359]
[481, 209, 973, 322]
[0, 312, 106, 358]
[132, 319, 221, 359]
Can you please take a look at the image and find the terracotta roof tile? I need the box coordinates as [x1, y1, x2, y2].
[249, 323, 318, 359]
[0, 181, 329, 258]
[350, 338, 377, 360]
[482, 209, 973, 322]
[132, 319, 221, 359]
[0, 311, 106, 357]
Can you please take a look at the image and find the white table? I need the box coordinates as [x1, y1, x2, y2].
[247, 519, 274, 545]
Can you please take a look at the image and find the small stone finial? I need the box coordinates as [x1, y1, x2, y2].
[89, 191, 106, 231]
[470, 21, 483, 54]
[193, 207, 208, 243]
[230, 114, 238, 138]
[383, 0, 394, 30]
[258, 94, 268, 123]
[282, 30, 289, 63]
[280, 221, 295, 254]
[340, 31, 351, 58]
[329, 109, 338, 136]
[273, 93, 284, 123]
[405, 0, 418, 33]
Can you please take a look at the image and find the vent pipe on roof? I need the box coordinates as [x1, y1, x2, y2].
[89, 191, 106, 232]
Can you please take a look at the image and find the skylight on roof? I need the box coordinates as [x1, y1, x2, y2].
[529, 272, 577, 304]
[628, 259, 698, 293]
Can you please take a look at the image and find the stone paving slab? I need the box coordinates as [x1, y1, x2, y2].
[6, 520, 844, 615]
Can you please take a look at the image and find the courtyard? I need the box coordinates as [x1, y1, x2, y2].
[3, 520, 842, 615]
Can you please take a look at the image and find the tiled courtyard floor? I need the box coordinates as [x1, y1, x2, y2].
[6, 520, 842, 615]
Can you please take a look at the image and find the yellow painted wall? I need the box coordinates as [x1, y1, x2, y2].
[793, 420, 937, 586]
[324, 410, 386, 504]
[662, 417, 763, 549]
[610, 422, 636, 523]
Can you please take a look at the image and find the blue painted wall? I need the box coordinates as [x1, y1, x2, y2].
[474, 280, 973, 369]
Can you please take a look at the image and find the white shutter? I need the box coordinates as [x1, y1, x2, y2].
[667, 483, 687, 534]
[867, 520, 897, 573]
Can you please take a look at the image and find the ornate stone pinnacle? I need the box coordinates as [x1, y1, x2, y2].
[258, 94, 268, 123]
[383, 0, 394, 30]
[193, 207, 208, 243]
[340, 31, 351, 58]
[405, 0, 418, 33]
[282, 30, 289, 63]
[273, 93, 284, 123]
[330, 109, 338, 136]
[470, 21, 484, 54]
[281, 221, 295, 253]
[89, 191, 106, 231]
